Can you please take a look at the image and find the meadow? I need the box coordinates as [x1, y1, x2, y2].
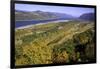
[15, 20, 95, 66]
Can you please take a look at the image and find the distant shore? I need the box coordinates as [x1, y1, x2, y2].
[15, 20, 70, 30]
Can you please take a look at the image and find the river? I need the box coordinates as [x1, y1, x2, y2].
[15, 18, 70, 28]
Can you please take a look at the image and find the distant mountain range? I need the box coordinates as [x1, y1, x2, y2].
[15, 10, 75, 21]
[15, 10, 95, 21]
[79, 13, 95, 21]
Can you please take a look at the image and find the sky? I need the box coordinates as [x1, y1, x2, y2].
[15, 3, 94, 17]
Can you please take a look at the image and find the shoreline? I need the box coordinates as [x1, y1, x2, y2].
[15, 18, 68, 22]
[15, 20, 70, 30]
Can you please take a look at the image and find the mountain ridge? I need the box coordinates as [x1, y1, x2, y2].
[79, 12, 95, 21]
[15, 10, 75, 21]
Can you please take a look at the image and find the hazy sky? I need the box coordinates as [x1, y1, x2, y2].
[15, 3, 94, 17]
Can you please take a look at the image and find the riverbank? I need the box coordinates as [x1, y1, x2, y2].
[15, 20, 70, 30]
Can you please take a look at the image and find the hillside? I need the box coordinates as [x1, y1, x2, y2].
[15, 20, 95, 66]
[79, 13, 95, 21]
[15, 10, 75, 21]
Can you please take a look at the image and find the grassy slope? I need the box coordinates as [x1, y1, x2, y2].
[15, 21, 95, 65]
